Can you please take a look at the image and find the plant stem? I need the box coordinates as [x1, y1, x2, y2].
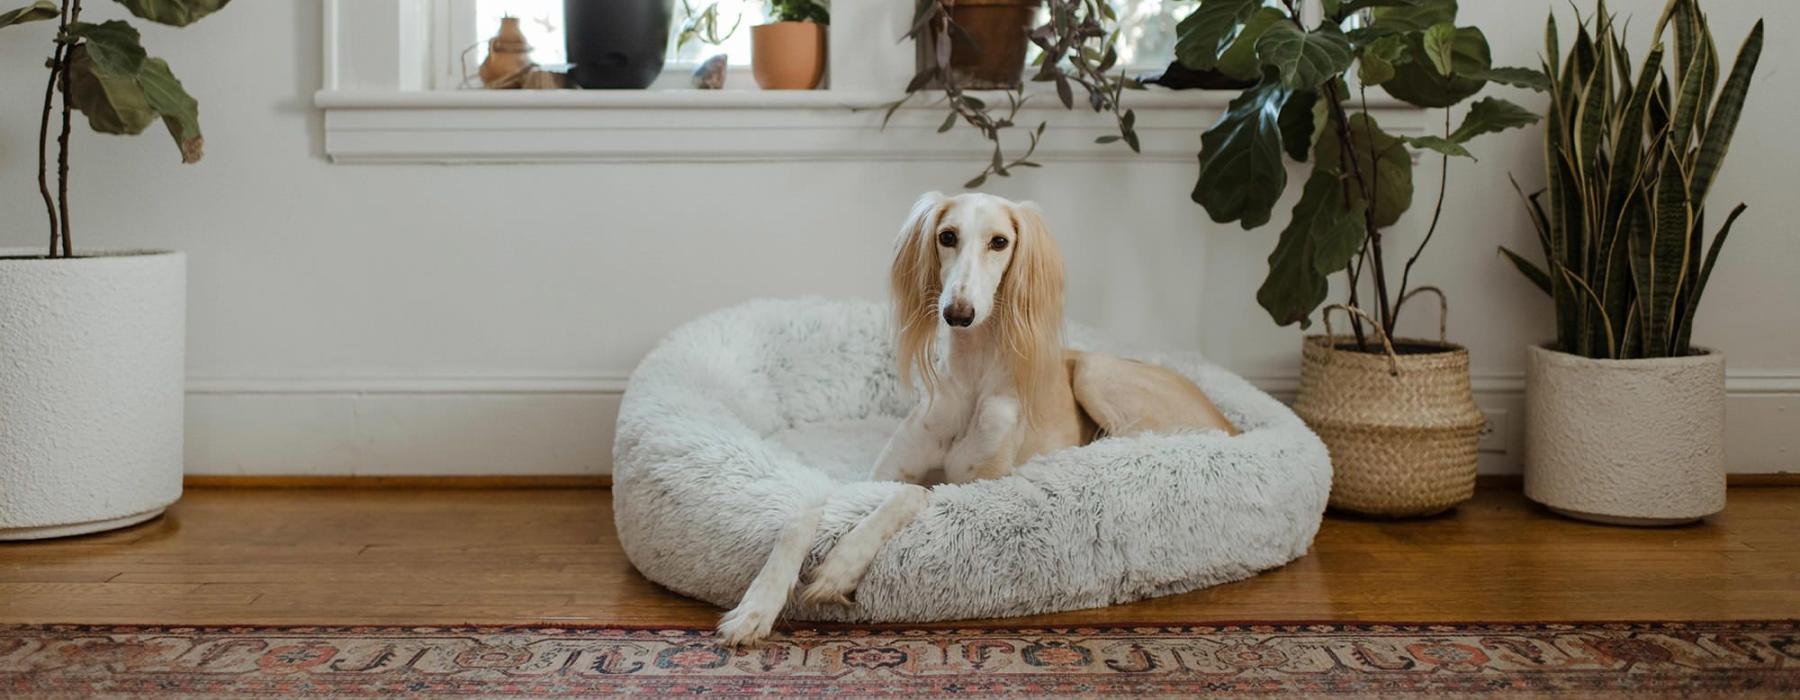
[55, 0, 80, 258]
[1397, 108, 1453, 315]
[38, 32, 66, 258]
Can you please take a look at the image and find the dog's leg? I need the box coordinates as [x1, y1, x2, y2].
[944, 395, 1022, 484]
[716, 500, 825, 647]
[871, 401, 954, 484]
[798, 484, 929, 606]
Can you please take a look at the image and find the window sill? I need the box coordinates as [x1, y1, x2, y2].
[315, 88, 1429, 165]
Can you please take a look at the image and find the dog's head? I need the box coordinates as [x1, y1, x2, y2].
[889, 192, 1065, 401]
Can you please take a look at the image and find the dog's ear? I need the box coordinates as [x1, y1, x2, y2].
[891, 191, 945, 390]
[998, 199, 1066, 424]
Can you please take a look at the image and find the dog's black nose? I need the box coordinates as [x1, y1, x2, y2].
[943, 302, 975, 327]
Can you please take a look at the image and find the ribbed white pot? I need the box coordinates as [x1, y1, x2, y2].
[1523, 344, 1726, 526]
[0, 250, 185, 540]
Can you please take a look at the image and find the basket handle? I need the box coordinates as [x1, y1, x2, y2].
[1321, 304, 1400, 376]
[1395, 286, 1449, 343]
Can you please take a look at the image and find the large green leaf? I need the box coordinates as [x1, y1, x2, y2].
[1194, 77, 1292, 229]
[1421, 23, 1458, 76]
[1689, 20, 1762, 207]
[1277, 88, 1318, 161]
[1216, 7, 1283, 81]
[1381, 26, 1490, 108]
[112, 0, 229, 27]
[65, 44, 157, 135]
[64, 20, 146, 74]
[1468, 65, 1549, 91]
[0, 0, 57, 28]
[1368, 0, 1455, 33]
[1257, 167, 1366, 328]
[1448, 96, 1538, 142]
[138, 56, 202, 162]
[1174, 0, 1260, 71]
[1499, 246, 1553, 295]
[1318, 112, 1414, 227]
[1256, 22, 1353, 90]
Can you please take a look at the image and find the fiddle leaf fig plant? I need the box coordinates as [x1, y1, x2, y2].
[4, 0, 227, 258]
[1182, 0, 1544, 344]
[1502, 0, 1762, 359]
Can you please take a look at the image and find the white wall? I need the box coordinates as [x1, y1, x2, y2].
[0, 1, 1793, 476]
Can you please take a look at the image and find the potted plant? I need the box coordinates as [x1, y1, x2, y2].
[1180, 0, 1545, 517]
[565, 0, 673, 88]
[912, 0, 1041, 90]
[1503, 0, 1762, 525]
[751, 0, 829, 90]
[889, 0, 1140, 187]
[0, 0, 226, 539]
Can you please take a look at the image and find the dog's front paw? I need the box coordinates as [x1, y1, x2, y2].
[715, 605, 776, 647]
[797, 556, 864, 607]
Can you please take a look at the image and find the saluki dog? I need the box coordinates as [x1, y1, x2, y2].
[716, 192, 1238, 645]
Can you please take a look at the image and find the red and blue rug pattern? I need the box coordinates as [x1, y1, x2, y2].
[3, 620, 1796, 696]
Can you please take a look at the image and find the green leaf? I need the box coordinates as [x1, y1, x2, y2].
[113, 0, 228, 26]
[1194, 76, 1293, 229]
[0, 0, 57, 28]
[1174, 0, 1260, 71]
[1278, 89, 1317, 161]
[1357, 34, 1406, 86]
[1675, 203, 1746, 353]
[1318, 112, 1414, 227]
[1448, 96, 1538, 143]
[1468, 65, 1549, 91]
[1689, 20, 1762, 207]
[1422, 23, 1458, 76]
[1258, 167, 1366, 328]
[64, 20, 146, 75]
[138, 56, 202, 162]
[1405, 135, 1473, 159]
[1368, 0, 1455, 33]
[64, 44, 158, 135]
[1256, 22, 1353, 90]
[1381, 26, 1491, 108]
[1499, 246, 1553, 295]
[1217, 7, 1283, 81]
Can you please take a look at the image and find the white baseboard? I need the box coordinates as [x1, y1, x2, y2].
[184, 371, 1800, 477]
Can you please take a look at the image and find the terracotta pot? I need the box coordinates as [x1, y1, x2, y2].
[922, 0, 1040, 89]
[1523, 344, 1726, 526]
[752, 21, 827, 90]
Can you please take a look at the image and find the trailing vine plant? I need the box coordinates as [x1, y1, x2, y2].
[886, 0, 1141, 188]
[1180, 0, 1547, 347]
[1, 0, 226, 259]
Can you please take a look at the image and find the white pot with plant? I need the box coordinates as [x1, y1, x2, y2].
[1502, 0, 1762, 525]
[0, 0, 227, 540]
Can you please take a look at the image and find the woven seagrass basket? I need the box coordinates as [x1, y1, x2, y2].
[1292, 291, 1484, 517]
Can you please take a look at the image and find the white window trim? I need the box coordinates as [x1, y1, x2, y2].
[316, 0, 1424, 165]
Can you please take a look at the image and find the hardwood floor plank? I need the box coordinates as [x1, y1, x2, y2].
[0, 485, 1794, 628]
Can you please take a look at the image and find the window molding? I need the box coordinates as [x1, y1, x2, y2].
[317, 0, 1427, 165]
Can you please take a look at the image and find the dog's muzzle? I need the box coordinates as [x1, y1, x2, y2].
[942, 301, 975, 327]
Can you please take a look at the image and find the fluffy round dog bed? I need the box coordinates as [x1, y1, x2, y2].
[613, 298, 1330, 623]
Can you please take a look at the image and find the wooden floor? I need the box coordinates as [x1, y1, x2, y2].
[2, 486, 1796, 627]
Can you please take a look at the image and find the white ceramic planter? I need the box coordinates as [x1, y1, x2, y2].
[0, 250, 185, 540]
[1523, 344, 1726, 526]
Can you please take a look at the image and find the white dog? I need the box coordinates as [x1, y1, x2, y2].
[715, 192, 1238, 645]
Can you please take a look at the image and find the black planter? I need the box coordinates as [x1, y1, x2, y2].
[564, 0, 672, 89]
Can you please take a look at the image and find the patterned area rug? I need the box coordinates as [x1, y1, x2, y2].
[3, 621, 1796, 697]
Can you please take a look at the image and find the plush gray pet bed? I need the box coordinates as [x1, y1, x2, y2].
[612, 298, 1331, 623]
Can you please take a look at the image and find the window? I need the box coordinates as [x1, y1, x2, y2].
[453, 0, 768, 87]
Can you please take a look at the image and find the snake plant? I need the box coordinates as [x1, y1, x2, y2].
[1502, 0, 1763, 359]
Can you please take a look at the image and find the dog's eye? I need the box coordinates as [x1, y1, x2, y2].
[989, 236, 1009, 251]
[937, 230, 958, 247]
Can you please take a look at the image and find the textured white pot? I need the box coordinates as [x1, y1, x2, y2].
[0, 250, 185, 540]
[1523, 344, 1726, 526]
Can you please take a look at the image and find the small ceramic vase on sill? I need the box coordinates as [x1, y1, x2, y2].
[751, 21, 826, 89]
